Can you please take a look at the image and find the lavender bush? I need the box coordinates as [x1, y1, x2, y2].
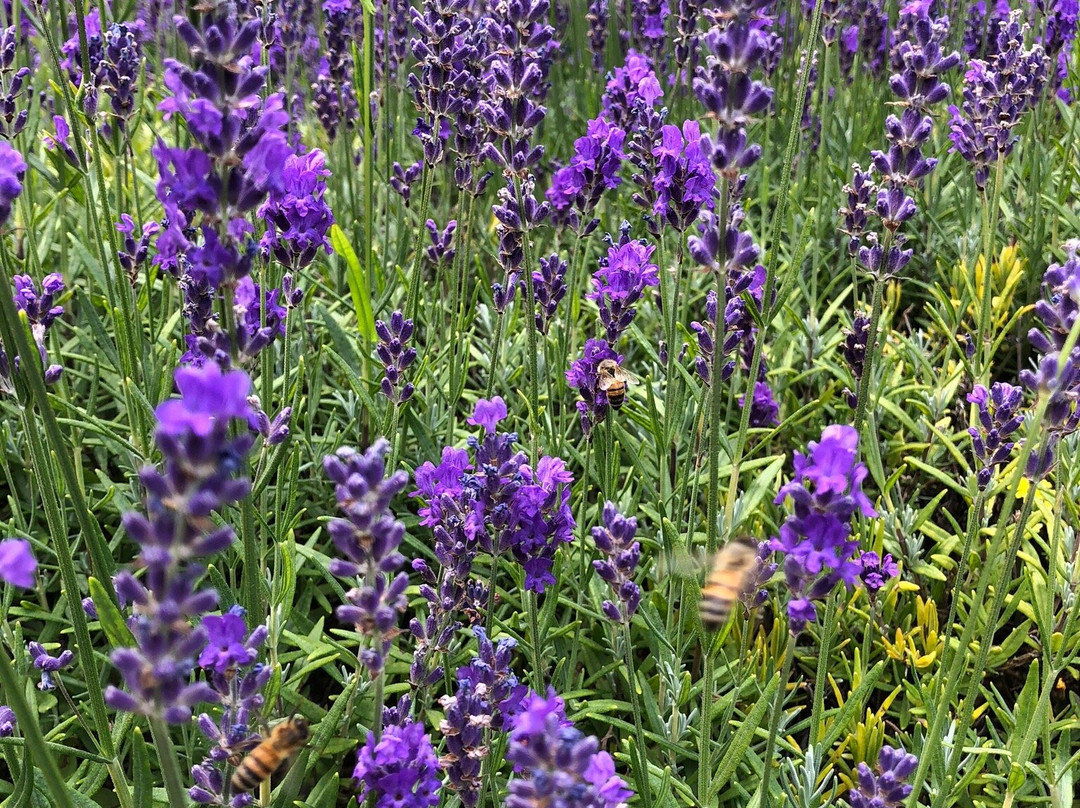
[0, 2, 1077, 808]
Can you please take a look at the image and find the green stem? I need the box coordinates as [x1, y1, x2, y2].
[806, 595, 837, 745]
[405, 169, 434, 323]
[759, 634, 796, 808]
[936, 487, 987, 665]
[526, 590, 545, 691]
[149, 717, 189, 808]
[621, 622, 652, 807]
[486, 305, 507, 399]
[851, 276, 885, 435]
[976, 155, 1006, 384]
[512, 179, 541, 464]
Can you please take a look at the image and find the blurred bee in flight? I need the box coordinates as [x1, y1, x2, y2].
[699, 538, 761, 630]
[230, 716, 310, 795]
[597, 359, 637, 409]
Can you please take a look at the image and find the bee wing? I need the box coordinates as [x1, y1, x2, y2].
[620, 368, 641, 384]
[598, 374, 617, 390]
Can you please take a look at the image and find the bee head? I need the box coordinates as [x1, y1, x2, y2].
[284, 716, 310, 743]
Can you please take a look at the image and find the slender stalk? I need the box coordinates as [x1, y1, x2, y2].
[512, 179, 542, 464]
[806, 595, 837, 745]
[149, 717, 189, 808]
[936, 487, 987, 661]
[405, 169, 434, 323]
[485, 304, 508, 399]
[526, 590, 545, 691]
[851, 275, 886, 435]
[621, 622, 653, 807]
[975, 155, 1006, 384]
[759, 634, 796, 808]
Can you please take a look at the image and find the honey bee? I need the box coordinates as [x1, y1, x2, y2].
[597, 359, 637, 409]
[230, 716, 310, 794]
[699, 539, 760, 630]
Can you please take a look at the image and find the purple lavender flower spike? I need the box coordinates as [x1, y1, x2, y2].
[506, 688, 633, 808]
[601, 50, 663, 130]
[323, 439, 410, 674]
[375, 312, 417, 405]
[105, 363, 254, 723]
[856, 551, 898, 594]
[259, 149, 334, 270]
[587, 0, 609, 72]
[352, 720, 441, 808]
[591, 501, 642, 623]
[848, 745, 919, 807]
[0, 26, 31, 139]
[533, 254, 569, 334]
[966, 382, 1025, 490]
[653, 119, 716, 232]
[738, 381, 780, 427]
[547, 116, 627, 234]
[424, 219, 456, 270]
[1019, 240, 1080, 478]
[439, 628, 524, 806]
[948, 11, 1048, 190]
[3, 272, 67, 389]
[589, 223, 660, 345]
[190, 604, 270, 807]
[314, 0, 359, 141]
[0, 705, 14, 736]
[769, 425, 878, 635]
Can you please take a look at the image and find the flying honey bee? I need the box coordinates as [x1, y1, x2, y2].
[597, 359, 637, 409]
[230, 716, 310, 794]
[699, 539, 760, 630]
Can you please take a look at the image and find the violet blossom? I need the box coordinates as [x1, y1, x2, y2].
[589, 224, 660, 345]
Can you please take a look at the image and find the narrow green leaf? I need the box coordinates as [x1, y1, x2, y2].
[131, 728, 153, 808]
[88, 577, 136, 649]
[330, 224, 375, 342]
[709, 671, 779, 800]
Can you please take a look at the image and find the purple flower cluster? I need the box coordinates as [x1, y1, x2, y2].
[0, 25, 30, 138]
[842, 1, 958, 279]
[3, 272, 66, 389]
[181, 275, 294, 368]
[848, 745, 918, 808]
[841, 312, 871, 407]
[856, 551, 898, 595]
[415, 398, 576, 595]
[352, 719, 441, 808]
[152, 10, 300, 364]
[324, 439, 410, 675]
[689, 208, 766, 384]
[770, 425, 878, 635]
[591, 502, 642, 623]
[506, 688, 633, 808]
[313, 0, 359, 142]
[88, 23, 143, 135]
[586, 0, 608, 72]
[1019, 240, 1080, 479]
[693, 11, 774, 183]
[601, 50, 663, 130]
[967, 382, 1025, 490]
[948, 10, 1049, 190]
[547, 117, 627, 234]
[439, 628, 525, 806]
[258, 149, 334, 270]
[375, 311, 417, 405]
[0, 705, 14, 736]
[104, 363, 254, 723]
[28, 642, 74, 691]
[1037, 0, 1079, 102]
[190, 606, 269, 808]
[532, 253, 569, 334]
[653, 120, 716, 232]
[738, 381, 780, 428]
[116, 215, 159, 283]
[588, 224, 660, 345]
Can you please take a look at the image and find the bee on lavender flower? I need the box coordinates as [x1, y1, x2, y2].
[597, 358, 637, 409]
[230, 715, 310, 794]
